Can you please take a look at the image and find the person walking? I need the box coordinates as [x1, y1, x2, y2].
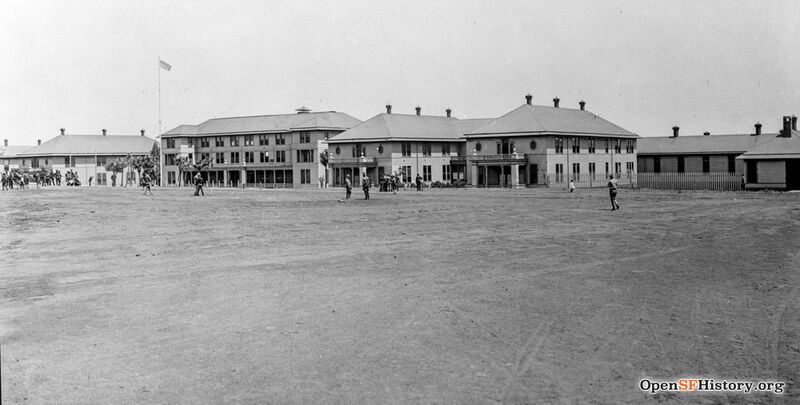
[607, 174, 620, 210]
[416, 173, 422, 191]
[344, 174, 352, 200]
[142, 172, 153, 195]
[193, 172, 205, 196]
[569, 178, 575, 192]
[88, 176, 93, 187]
[362, 172, 370, 200]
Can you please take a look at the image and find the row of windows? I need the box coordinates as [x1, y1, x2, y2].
[651, 155, 737, 173]
[553, 137, 635, 154]
[555, 162, 632, 181]
[333, 143, 457, 157]
[165, 132, 323, 149]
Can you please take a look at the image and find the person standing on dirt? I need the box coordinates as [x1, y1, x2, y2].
[1, 172, 7, 191]
[142, 172, 153, 196]
[193, 172, 205, 196]
[607, 174, 620, 210]
[569, 178, 575, 192]
[416, 173, 422, 191]
[344, 174, 352, 200]
[362, 172, 370, 200]
[88, 176, 93, 187]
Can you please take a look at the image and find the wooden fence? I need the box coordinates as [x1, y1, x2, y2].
[636, 172, 743, 191]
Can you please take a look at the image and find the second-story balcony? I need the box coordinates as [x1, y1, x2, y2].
[329, 156, 378, 166]
[464, 154, 529, 164]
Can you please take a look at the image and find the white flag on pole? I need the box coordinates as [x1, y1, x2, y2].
[159, 59, 172, 71]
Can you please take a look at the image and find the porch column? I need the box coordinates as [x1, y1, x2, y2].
[470, 163, 478, 186]
[512, 164, 521, 188]
[223, 170, 229, 187]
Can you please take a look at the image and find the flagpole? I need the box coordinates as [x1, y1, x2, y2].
[158, 56, 162, 137]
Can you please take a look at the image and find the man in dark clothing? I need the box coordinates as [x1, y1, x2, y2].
[362, 173, 370, 200]
[607, 175, 620, 210]
[193, 172, 205, 196]
[416, 174, 422, 191]
[142, 173, 153, 195]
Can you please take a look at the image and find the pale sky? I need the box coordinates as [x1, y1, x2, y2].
[2, 0, 799, 146]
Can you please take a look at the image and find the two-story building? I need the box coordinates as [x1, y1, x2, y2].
[1, 139, 32, 172]
[14, 129, 155, 186]
[462, 95, 638, 188]
[160, 109, 361, 188]
[326, 105, 492, 187]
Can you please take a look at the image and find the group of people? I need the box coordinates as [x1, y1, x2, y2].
[1, 169, 74, 190]
[342, 171, 426, 201]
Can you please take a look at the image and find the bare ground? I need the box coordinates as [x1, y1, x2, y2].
[1, 186, 798, 404]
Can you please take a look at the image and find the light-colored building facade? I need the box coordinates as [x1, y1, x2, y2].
[160, 110, 361, 188]
[327, 105, 491, 187]
[13, 129, 156, 186]
[738, 116, 800, 190]
[1, 139, 32, 172]
[462, 96, 638, 188]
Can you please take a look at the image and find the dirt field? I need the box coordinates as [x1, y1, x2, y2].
[1, 186, 798, 404]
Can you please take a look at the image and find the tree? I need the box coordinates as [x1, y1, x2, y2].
[149, 141, 161, 185]
[176, 156, 192, 187]
[319, 150, 329, 187]
[105, 158, 126, 187]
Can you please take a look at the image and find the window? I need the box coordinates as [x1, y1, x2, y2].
[423, 165, 432, 181]
[215, 137, 225, 147]
[702, 155, 710, 173]
[230, 152, 240, 164]
[200, 152, 210, 163]
[96, 156, 107, 167]
[530, 140, 537, 150]
[555, 137, 564, 154]
[572, 163, 580, 178]
[402, 142, 411, 157]
[166, 138, 175, 148]
[615, 162, 622, 175]
[442, 144, 451, 156]
[677, 156, 685, 173]
[335, 146, 340, 155]
[402, 166, 411, 182]
[475, 142, 482, 152]
[653, 157, 661, 173]
[187, 153, 193, 162]
[164, 154, 176, 166]
[555, 163, 564, 182]
[605, 162, 609, 175]
[64, 157, 70, 166]
[259, 134, 269, 146]
[230, 136, 239, 147]
[614, 139, 622, 153]
[275, 150, 286, 163]
[626, 162, 634, 173]
[605, 139, 610, 153]
[572, 138, 580, 153]
[442, 165, 452, 181]
[97, 172, 107, 186]
[625, 140, 635, 153]
[422, 143, 431, 156]
[300, 169, 311, 184]
[728, 155, 736, 173]
[299, 132, 310, 143]
[244, 135, 254, 146]
[215, 152, 225, 164]
[260, 152, 269, 163]
[589, 162, 596, 180]
[245, 151, 254, 163]
[200, 137, 210, 148]
[187, 138, 194, 147]
[31, 159, 39, 168]
[588, 138, 596, 154]
[276, 133, 286, 145]
[324, 131, 330, 140]
[297, 150, 314, 163]
[167, 172, 176, 185]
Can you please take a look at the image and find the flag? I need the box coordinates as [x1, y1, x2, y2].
[159, 59, 172, 71]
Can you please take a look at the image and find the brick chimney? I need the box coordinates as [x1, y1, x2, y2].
[140, 129, 145, 136]
[60, 128, 65, 136]
[446, 108, 452, 118]
[703, 131, 710, 136]
[525, 94, 532, 105]
[579, 101, 586, 111]
[37, 139, 41, 145]
[102, 129, 107, 136]
[385, 104, 392, 114]
[553, 97, 560, 108]
[3, 139, 7, 147]
[754, 122, 762, 136]
[672, 126, 679, 137]
[781, 116, 792, 137]
[415, 106, 421, 116]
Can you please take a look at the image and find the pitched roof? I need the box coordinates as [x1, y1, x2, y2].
[468, 104, 637, 138]
[638, 133, 778, 155]
[328, 113, 494, 143]
[162, 111, 362, 137]
[0, 145, 34, 158]
[17, 135, 156, 157]
[739, 131, 800, 159]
